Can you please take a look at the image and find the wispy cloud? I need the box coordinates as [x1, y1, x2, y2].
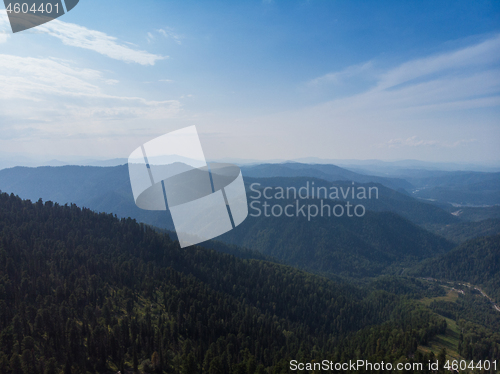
[383, 136, 477, 148]
[0, 15, 9, 44]
[377, 36, 500, 90]
[309, 61, 374, 86]
[158, 27, 183, 45]
[236, 35, 500, 161]
[309, 35, 500, 92]
[0, 10, 10, 31]
[306, 34, 500, 113]
[0, 55, 102, 100]
[37, 21, 166, 65]
[0, 54, 181, 139]
[0, 10, 165, 65]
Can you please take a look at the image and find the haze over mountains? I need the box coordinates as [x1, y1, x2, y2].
[2, 153, 498, 171]
[0, 162, 461, 232]
[0, 161, 498, 280]
[2, 157, 498, 204]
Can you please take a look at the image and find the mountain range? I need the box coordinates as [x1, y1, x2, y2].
[0, 161, 499, 372]
[0, 164, 463, 277]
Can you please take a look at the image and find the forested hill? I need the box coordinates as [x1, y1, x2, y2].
[220, 199, 455, 278]
[0, 193, 448, 373]
[0, 165, 176, 231]
[408, 234, 500, 302]
[243, 176, 457, 225]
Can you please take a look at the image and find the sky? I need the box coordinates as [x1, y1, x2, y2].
[0, 0, 499, 165]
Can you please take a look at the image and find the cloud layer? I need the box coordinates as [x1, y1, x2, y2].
[217, 35, 500, 162]
[0, 10, 165, 65]
[0, 54, 181, 141]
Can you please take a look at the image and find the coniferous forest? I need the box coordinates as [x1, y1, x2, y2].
[3, 192, 495, 373]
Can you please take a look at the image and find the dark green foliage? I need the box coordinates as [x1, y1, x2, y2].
[370, 276, 446, 299]
[220, 194, 454, 278]
[432, 291, 500, 363]
[424, 218, 500, 244]
[244, 176, 457, 225]
[0, 192, 449, 373]
[408, 235, 500, 302]
[430, 292, 500, 333]
[457, 319, 500, 362]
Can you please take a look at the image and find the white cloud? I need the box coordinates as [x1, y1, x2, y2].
[309, 61, 374, 86]
[159, 79, 173, 83]
[37, 21, 166, 65]
[0, 55, 102, 100]
[305, 34, 500, 114]
[377, 35, 500, 90]
[0, 10, 165, 65]
[0, 33, 9, 43]
[310, 34, 500, 92]
[158, 27, 182, 45]
[0, 10, 10, 30]
[0, 54, 181, 139]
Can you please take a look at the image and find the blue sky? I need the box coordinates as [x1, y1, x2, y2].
[0, 0, 499, 164]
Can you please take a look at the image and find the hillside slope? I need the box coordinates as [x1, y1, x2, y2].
[0, 193, 448, 373]
[245, 176, 457, 225]
[407, 171, 500, 206]
[220, 196, 455, 278]
[408, 235, 500, 302]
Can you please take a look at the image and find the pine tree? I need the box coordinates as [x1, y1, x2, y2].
[10, 353, 22, 374]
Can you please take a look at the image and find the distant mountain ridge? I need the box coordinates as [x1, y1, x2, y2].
[0, 163, 457, 229]
[241, 162, 413, 191]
